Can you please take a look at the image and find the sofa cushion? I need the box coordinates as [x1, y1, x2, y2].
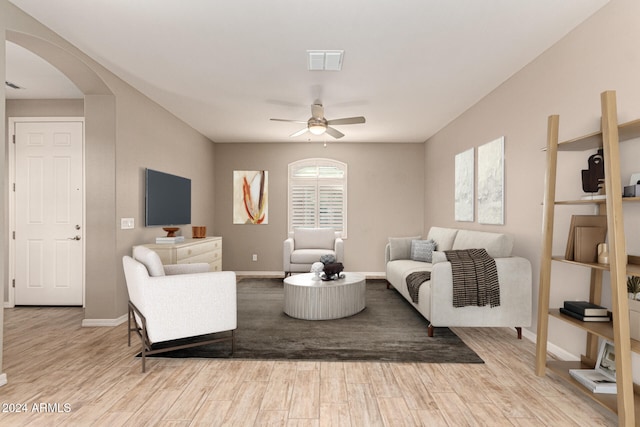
[431, 250, 448, 264]
[410, 239, 437, 262]
[386, 259, 432, 294]
[291, 249, 336, 264]
[132, 246, 165, 277]
[388, 236, 421, 261]
[294, 228, 336, 250]
[426, 227, 459, 251]
[452, 229, 514, 258]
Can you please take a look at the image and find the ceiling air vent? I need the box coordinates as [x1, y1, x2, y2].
[307, 50, 344, 71]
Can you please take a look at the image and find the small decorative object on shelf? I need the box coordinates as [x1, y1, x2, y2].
[627, 275, 640, 300]
[569, 340, 617, 394]
[623, 174, 640, 197]
[310, 262, 324, 281]
[581, 148, 605, 195]
[597, 243, 609, 264]
[192, 226, 207, 238]
[322, 262, 344, 281]
[320, 254, 336, 265]
[628, 279, 640, 341]
[162, 227, 180, 237]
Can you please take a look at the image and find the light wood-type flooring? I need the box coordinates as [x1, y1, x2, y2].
[1, 306, 618, 426]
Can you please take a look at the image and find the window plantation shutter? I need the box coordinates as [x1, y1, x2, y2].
[290, 184, 317, 228]
[288, 158, 347, 237]
[318, 184, 344, 230]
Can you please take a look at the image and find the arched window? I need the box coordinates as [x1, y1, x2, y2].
[288, 158, 347, 237]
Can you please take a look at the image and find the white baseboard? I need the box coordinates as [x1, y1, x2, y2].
[4, 302, 14, 308]
[520, 327, 579, 361]
[0, 373, 7, 387]
[235, 271, 285, 279]
[82, 313, 127, 327]
[235, 271, 387, 280]
[361, 272, 387, 280]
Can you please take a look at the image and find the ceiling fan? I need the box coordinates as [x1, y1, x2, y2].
[270, 103, 365, 139]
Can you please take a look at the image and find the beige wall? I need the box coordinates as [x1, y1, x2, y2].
[425, 0, 640, 364]
[113, 87, 216, 317]
[6, 99, 84, 117]
[214, 142, 424, 273]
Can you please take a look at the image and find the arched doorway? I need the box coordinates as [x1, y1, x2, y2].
[5, 31, 117, 321]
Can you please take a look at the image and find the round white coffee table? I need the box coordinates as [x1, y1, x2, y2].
[283, 272, 366, 320]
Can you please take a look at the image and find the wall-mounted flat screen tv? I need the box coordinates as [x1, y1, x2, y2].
[145, 168, 191, 226]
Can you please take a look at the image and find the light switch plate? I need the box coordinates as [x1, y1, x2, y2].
[121, 218, 134, 229]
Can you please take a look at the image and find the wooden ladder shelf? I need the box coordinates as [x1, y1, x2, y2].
[535, 90, 640, 426]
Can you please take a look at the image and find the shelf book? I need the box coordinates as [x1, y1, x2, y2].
[559, 307, 611, 322]
[564, 215, 607, 261]
[563, 301, 609, 316]
[574, 226, 607, 263]
[561, 301, 611, 322]
[155, 236, 185, 244]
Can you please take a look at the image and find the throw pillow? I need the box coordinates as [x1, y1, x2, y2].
[132, 246, 166, 277]
[388, 236, 421, 261]
[410, 239, 437, 263]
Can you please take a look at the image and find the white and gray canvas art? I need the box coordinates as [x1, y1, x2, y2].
[477, 137, 504, 225]
[454, 148, 474, 222]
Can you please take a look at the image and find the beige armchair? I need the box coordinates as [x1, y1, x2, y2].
[123, 246, 236, 372]
[283, 228, 344, 276]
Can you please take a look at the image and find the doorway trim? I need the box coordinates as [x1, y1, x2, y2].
[7, 116, 86, 308]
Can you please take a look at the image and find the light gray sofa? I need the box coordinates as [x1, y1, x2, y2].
[283, 228, 344, 276]
[385, 227, 532, 338]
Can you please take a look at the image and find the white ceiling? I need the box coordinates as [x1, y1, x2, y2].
[6, 0, 609, 143]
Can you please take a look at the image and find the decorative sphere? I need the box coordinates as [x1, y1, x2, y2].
[320, 254, 336, 264]
[311, 262, 324, 274]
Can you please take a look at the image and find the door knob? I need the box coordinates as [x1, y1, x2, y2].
[68, 235, 81, 241]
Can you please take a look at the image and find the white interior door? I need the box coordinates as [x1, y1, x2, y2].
[14, 120, 84, 306]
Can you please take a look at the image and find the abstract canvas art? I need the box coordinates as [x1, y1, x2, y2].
[233, 170, 268, 224]
[455, 148, 474, 222]
[477, 137, 504, 225]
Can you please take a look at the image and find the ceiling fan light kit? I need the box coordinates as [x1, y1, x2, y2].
[308, 121, 327, 135]
[271, 103, 365, 140]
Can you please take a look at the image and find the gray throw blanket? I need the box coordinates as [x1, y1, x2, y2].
[406, 271, 431, 303]
[444, 249, 500, 308]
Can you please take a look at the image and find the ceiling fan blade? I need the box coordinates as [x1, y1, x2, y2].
[290, 128, 309, 137]
[271, 118, 307, 124]
[325, 127, 345, 139]
[326, 116, 366, 126]
[311, 103, 324, 119]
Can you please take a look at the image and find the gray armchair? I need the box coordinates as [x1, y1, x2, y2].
[283, 228, 344, 276]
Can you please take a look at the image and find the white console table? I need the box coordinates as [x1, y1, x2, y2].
[138, 236, 222, 271]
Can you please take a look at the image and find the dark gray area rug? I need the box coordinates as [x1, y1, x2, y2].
[140, 278, 483, 363]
